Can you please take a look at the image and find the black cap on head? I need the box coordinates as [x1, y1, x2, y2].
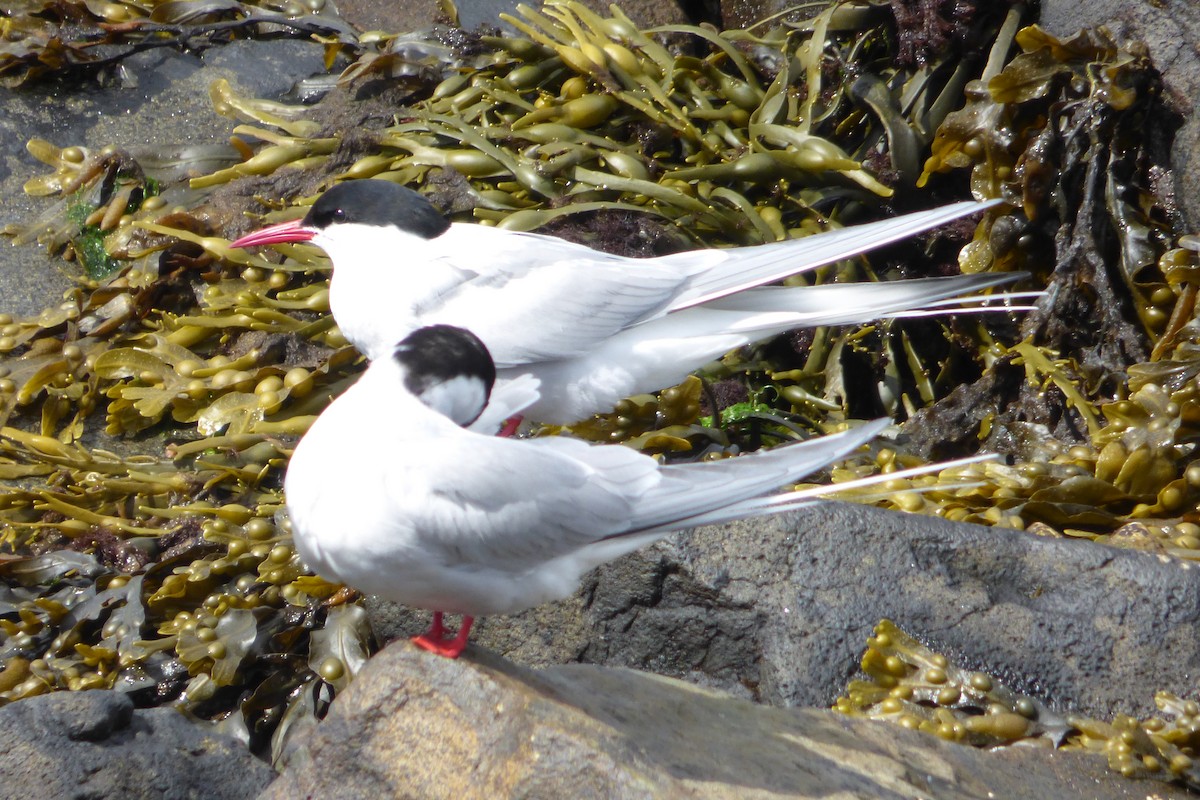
[303, 181, 451, 239]
[393, 325, 496, 403]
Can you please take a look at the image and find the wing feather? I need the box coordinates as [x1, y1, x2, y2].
[666, 200, 1002, 309]
[422, 227, 687, 364]
[692, 273, 1026, 326]
[378, 420, 887, 573]
[380, 433, 655, 571]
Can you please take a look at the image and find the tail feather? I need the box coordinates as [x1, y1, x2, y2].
[569, 443, 995, 571]
[521, 272, 1034, 424]
[680, 452, 996, 526]
[569, 419, 890, 570]
[700, 272, 1030, 329]
[668, 199, 1003, 310]
[628, 418, 892, 534]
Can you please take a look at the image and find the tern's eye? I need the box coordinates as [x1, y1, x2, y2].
[330, 208, 347, 223]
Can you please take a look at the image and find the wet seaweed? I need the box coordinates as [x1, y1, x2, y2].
[0, 0, 360, 87]
[0, 2, 1195, 786]
[839, 621, 1200, 790]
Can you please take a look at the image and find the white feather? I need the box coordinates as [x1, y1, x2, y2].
[502, 272, 1033, 423]
[284, 354, 889, 619]
[247, 189, 1028, 424]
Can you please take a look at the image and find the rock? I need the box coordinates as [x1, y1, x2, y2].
[334, 0, 690, 36]
[1037, 0, 1200, 229]
[368, 501, 1200, 720]
[582, 0, 691, 28]
[332, 0, 454, 34]
[260, 641, 1190, 800]
[717, 0, 825, 31]
[0, 689, 274, 800]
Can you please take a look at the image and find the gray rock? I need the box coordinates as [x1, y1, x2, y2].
[0, 689, 274, 800]
[259, 641, 1191, 800]
[369, 501, 1200, 720]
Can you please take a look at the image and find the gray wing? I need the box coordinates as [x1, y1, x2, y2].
[382, 433, 659, 572]
[381, 421, 887, 572]
[423, 226, 689, 365]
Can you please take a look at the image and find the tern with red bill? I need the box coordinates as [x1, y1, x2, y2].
[284, 324, 897, 658]
[234, 181, 1034, 425]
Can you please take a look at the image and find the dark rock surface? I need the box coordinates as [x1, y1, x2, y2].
[717, 0, 825, 30]
[370, 500, 1200, 720]
[1036, 0, 1200, 229]
[0, 689, 274, 800]
[260, 641, 1191, 800]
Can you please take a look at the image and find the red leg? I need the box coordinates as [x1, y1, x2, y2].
[411, 614, 474, 658]
[498, 415, 524, 438]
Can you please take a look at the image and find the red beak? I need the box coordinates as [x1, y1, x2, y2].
[229, 218, 316, 248]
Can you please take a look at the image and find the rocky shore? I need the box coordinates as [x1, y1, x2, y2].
[5, 502, 1200, 798]
[4, 0, 1200, 798]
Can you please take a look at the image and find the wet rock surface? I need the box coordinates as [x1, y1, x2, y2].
[0, 690, 274, 800]
[0, 39, 327, 317]
[369, 501, 1200, 721]
[260, 641, 1192, 800]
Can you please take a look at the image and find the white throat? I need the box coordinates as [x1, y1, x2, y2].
[320, 223, 463, 360]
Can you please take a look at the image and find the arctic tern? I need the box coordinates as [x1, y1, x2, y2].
[284, 324, 897, 657]
[233, 181, 1032, 425]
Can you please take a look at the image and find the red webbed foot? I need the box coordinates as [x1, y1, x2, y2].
[411, 612, 474, 658]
